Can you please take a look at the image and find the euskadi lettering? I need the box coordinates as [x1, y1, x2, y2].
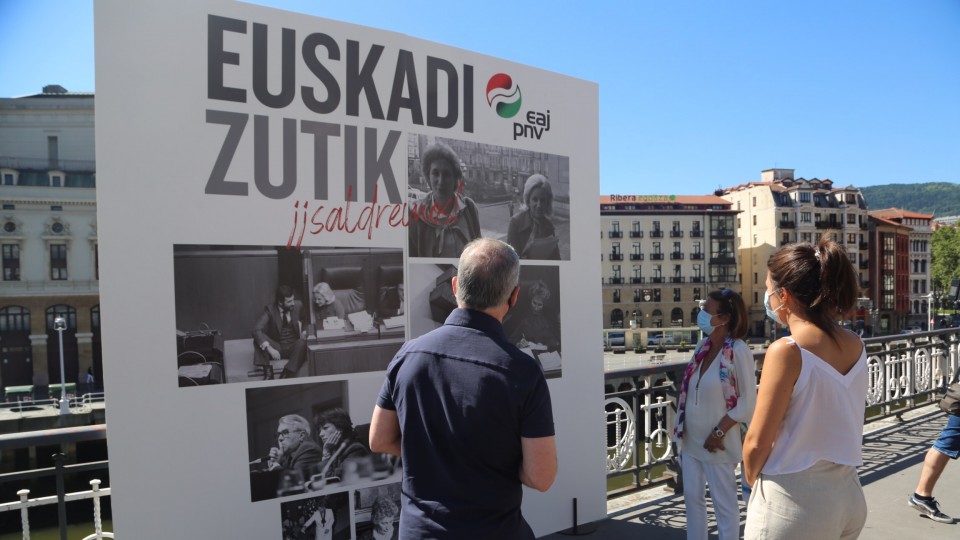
[205, 14, 475, 203]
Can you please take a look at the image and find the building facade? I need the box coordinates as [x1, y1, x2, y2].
[0, 86, 99, 393]
[866, 215, 911, 334]
[868, 209, 933, 330]
[600, 195, 739, 333]
[721, 169, 870, 337]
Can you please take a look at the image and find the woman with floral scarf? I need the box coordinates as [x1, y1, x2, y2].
[674, 288, 757, 540]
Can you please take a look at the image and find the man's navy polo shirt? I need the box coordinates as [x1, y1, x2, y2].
[377, 308, 555, 540]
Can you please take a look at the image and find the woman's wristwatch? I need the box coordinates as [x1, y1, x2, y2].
[712, 426, 725, 439]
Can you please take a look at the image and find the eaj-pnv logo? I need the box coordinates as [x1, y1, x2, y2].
[486, 73, 522, 119]
[486, 73, 551, 140]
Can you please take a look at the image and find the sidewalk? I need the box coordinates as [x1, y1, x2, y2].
[544, 406, 959, 539]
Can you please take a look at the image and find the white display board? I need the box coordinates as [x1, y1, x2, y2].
[95, 0, 602, 537]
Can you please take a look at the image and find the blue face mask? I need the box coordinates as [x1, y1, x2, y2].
[764, 289, 785, 326]
[697, 309, 717, 335]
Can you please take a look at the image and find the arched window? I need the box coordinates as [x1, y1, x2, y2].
[46, 304, 77, 331]
[670, 308, 684, 326]
[651, 309, 663, 329]
[610, 309, 624, 328]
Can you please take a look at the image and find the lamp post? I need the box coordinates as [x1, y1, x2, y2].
[870, 308, 879, 337]
[53, 316, 70, 415]
[927, 292, 935, 330]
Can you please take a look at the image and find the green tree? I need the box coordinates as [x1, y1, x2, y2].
[931, 226, 960, 299]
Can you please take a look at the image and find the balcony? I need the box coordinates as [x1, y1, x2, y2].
[609, 253, 623, 261]
[670, 277, 684, 283]
[669, 252, 684, 260]
[629, 231, 643, 238]
[608, 277, 624, 285]
[689, 253, 704, 260]
[710, 255, 736, 265]
[630, 277, 644, 284]
[711, 229, 734, 238]
[689, 276, 705, 283]
[650, 230, 664, 238]
[630, 253, 644, 261]
[689, 230, 703, 238]
[608, 231, 623, 238]
[779, 220, 796, 228]
[814, 220, 840, 229]
[670, 230, 683, 238]
[780, 240, 793, 247]
[650, 253, 664, 260]
[650, 277, 665, 284]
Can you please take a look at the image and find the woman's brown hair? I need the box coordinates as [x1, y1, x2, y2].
[767, 237, 859, 342]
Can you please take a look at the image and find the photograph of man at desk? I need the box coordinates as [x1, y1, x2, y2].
[247, 381, 400, 503]
[407, 262, 562, 378]
[172, 245, 406, 386]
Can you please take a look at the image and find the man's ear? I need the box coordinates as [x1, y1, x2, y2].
[451, 275, 459, 296]
[508, 286, 520, 307]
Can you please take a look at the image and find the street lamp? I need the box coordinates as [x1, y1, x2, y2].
[926, 292, 935, 330]
[53, 316, 70, 415]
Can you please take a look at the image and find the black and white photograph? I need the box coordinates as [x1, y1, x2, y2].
[247, 381, 401, 502]
[173, 245, 405, 386]
[279, 492, 351, 540]
[354, 483, 401, 540]
[407, 134, 571, 260]
[407, 262, 562, 378]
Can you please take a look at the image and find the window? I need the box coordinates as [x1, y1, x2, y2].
[611, 221, 620, 232]
[752, 196, 757, 207]
[692, 241, 701, 255]
[754, 272, 758, 284]
[800, 212, 812, 223]
[612, 289, 620, 303]
[612, 242, 620, 255]
[847, 213, 856, 224]
[672, 241, 681, 253]
[653, 265, 662, 279]
[692, 221, 701, 233]
[799, 191, 811, 202]
[801, 232, 812, 242]
[51, 175, 63, 187]
[753, 215, 757, 226]
[632, 265, 642, 279]
[847, 233, 857, 244]
[673, 264, 682, 277]
[50, 244, 68, 280]
[693, 264, 702, 279]
[653, 221, 661, 231]
[2, 174, 13, 186]
[632, 243, 641, 256]
[2, 244, 20, 281]
[693, 288, 702, 300]
[782, 232, 790, 243]
[48, 136, 59, 167]
[612, 265, 621, 279]
[674, 288, 681, 302]
[653, 241, 661, 254]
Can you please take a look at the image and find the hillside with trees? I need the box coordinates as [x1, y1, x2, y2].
[861, 182, 960, 217]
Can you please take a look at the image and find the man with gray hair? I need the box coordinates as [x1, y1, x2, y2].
[267, 414, 323, 477]
[370, 238, 557, 539]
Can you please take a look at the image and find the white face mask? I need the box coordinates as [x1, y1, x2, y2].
[764, 289, 785, 326]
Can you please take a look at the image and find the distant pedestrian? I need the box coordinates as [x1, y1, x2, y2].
[907, 369, 960, 524]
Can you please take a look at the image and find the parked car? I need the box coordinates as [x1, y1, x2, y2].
[647, 334, 675, 346]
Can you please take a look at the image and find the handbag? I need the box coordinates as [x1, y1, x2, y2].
[939, 382, 960, 416]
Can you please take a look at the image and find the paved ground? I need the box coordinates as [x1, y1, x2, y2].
[544, 406, 960, 539]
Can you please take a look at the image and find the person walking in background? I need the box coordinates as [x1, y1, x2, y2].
[369, 238, 556, 539]
[743, 239, 867, 539]
[674, 288, 756, 540]
[907, 369, 960, 523]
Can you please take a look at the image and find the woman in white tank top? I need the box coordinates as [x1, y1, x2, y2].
[743, 238, 868, 540]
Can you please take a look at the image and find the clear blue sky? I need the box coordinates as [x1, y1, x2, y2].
[2, 0, 958, 195]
